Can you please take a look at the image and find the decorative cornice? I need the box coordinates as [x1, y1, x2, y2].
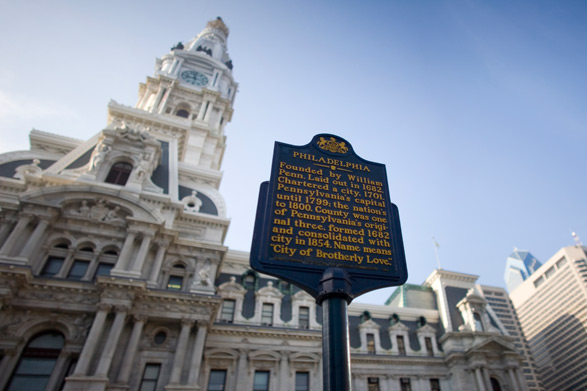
[350, 355, 445, 367]
[210, 325, 321, 341]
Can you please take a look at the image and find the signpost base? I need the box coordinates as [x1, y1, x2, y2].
[317, 268, 353, 391]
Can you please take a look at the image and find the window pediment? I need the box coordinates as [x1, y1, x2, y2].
[218, 277, 246, 294]
[388, 321, 409, 332]
[256, 281, 284, 299]
[359, 319, 380, 331]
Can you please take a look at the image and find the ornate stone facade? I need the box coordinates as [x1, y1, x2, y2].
[0, 18, 529, 391]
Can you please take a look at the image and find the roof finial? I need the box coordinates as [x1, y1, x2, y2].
[572, 231, 583, 246]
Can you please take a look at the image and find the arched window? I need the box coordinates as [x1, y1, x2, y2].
[175, 109, 190, 118]
[490, 377, 502, 391]
[66, 244, 95, 281]
[105, 162, 133, 185]
[40, 241, 117, 282]
[7, 331, 65, 391]
[40, 242, 69, 277]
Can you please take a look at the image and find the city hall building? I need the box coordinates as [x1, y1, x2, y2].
[0, 18, 529, 391]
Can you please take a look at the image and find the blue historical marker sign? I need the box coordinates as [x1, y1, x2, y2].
[250, 134, 407, 300]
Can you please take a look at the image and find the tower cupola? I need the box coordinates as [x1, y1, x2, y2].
[185, 17, 233, 70]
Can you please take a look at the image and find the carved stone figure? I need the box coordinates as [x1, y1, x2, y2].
[89, 144, 110, 173]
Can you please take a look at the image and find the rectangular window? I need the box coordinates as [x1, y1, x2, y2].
[41, 257, 65, 276]
[261, 303, 274, 325]
[167, 275, 183, 291]
[544, 266, 556, 278]
[295, 372, 309, 391]
[253, 371, 270, 391]
[220, 300, 235, 323]
[425, 337, 434, 356]
[299, 306, 310, 329]
[368, 377, 380, 391]
[400, 378, 411, 391]
[556, 257, 567, 268]
[139, 363, 161, 391]
[67, 260, 90, 280]
[94, 263, 113, 280]
[533, 276, 544, 288]
[430, 378, 441, 391]
[397, 336, 406, 356]
[367, 333, 376, 354]
[207, 370, 227, 391]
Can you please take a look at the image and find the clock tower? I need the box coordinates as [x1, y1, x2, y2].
[126, 16, 236, 169]
[102, 16, 237, 225]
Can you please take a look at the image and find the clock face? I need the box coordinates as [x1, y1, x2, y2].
[180, 70, 208, 86]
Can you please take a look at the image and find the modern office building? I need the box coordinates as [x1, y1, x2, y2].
[504, 250, 541, 292]
[510, 245, 587, 391]
[0, 18, 529, 391]
[481, 285, 543, 391]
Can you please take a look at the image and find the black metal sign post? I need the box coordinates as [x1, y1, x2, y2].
[250, 134, 408, 391]
[317, 268, 353, 391]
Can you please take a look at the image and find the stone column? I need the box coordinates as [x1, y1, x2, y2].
[482, 367, 491, 391]
[187, 323, 208, 385]
[232, 349, 248, 391]
[94, 308, 128, 377]
[515, 368, 526, 391]
[0, 219, 15, 247]
[73, 305, 110, 376]
[169, 319, 193, 384]
[388, 375, 400, 391]
[116, 315, 146, 384]
[0, 216, 31, 256]
[112, 231, 137, 272]
[215, 107, 226, 130]
[474, 368, 486, 391]
[279, 352, 289, 390]
[380, 376, 390, 391]
[55, 248, 76, 278]
[506, 369, 516, 390]
[203, 101, 213, 123]
[19, 218, 50, 259]
[81, 252, 100, 280]
[197, 100, 209, 120]
[130, 233, 153, 275]
[147, 241, 169, 286]
[150, 86, 166, 113]
[0, 349, 17, 391]
[45, 351, 72, 391]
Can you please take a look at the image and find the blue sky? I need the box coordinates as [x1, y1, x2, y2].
[1, 1, 586, 304]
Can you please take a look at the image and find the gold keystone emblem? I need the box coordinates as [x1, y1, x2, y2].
[317, 137, 348, 154]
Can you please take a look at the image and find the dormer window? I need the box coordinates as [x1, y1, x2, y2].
[105, 162, 132, 185]
[299, 306, 309, 329]
[261, 303, 274, 326]
[242, 271, 257, 290]
[367, 334, 376, 354]
[397, 336, 406, 356]
[220, 299, 235, 323]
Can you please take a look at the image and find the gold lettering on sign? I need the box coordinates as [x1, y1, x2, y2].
[268, 146, 395, 273]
